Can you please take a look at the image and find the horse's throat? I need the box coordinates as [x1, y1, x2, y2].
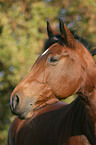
[80, 89, 96, 124]
[78, 67, 96, 124]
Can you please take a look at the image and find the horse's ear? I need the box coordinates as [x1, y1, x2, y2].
[47, 21, 58, 37]
[59, 19, 76, 48]
[90, 47, 96, 56]
[59, 19, 67, 42]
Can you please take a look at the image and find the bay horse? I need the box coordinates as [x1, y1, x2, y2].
[8, 20, 96, 145]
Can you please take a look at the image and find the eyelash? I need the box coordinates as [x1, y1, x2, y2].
[48, 56, 59, 64]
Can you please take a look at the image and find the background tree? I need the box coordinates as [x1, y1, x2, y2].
[0, 0, 95, 144]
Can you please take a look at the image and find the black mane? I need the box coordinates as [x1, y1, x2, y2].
[43, 31, 96, 56]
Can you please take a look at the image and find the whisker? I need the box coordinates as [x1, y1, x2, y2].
[25, 121, 32, 129]
[32, 117, 39, 128]
[25, 116, 39, 130]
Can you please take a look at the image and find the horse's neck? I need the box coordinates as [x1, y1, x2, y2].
[79, 66, 96, 136]
[86, 69, 96, 119]
[86, 88, 96, 136]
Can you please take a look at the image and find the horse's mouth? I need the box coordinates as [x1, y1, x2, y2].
[18, 113, 25, 119]
[10, 109, 25, 119]
[10, 105, 33, 119]
[18, 110, 33, 119]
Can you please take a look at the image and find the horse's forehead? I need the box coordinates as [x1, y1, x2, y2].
[42, 49, 49, 56]
[42, 43, 64, 57]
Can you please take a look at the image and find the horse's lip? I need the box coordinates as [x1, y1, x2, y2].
[18, 113, 25, 119]
[10, 108, 25, 119]
[10, 107, 18, 115]
[18, 109, 33, 119]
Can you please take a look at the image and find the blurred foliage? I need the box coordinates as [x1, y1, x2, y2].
[0, 0, 95, 144]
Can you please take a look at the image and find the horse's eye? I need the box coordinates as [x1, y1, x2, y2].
[48, 56, 59, 64]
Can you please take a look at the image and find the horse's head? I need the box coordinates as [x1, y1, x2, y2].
[10, 20, 96, 119]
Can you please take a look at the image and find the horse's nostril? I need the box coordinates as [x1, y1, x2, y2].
[12, 95, 19, 111]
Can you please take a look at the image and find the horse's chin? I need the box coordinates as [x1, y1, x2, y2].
[18, 110, 33, 120]
[26, 110, 33, 118]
